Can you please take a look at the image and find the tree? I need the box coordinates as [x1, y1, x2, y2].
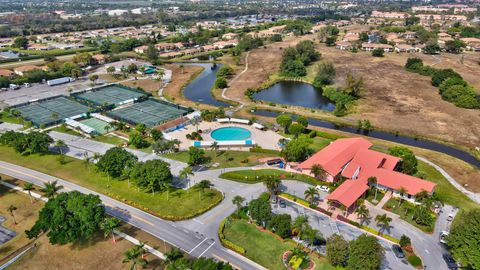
[412, 206, 434, 226]
[268, 214, 292, 238]
[41, 180, 63, 199]
[447, 209, 480, 269]
[296, 116, 308, 128]
[292, 215, 309, 239]
[55, 139, 67, 155]
[304, 187, 318, 205]
[263, 176, 281, 195]
[188, 147, 207, 166]
[399, 234, 411, 249]
[106, 66, 116, 74]
[145, 44, 159, 63]
[26, 191, 105, 244]
[355, 205, 370, 225]
[397, 186, 408, 206]
[343, 72, 364, 98]
[8, 205, 17, 224]
[445, 39, 466, 54]
[326, 234, 349, 267]
[248, 197, 272, 227]
[367, 176, 378, 200]
[100, 217, 121, 244]
[276, 114, 292, 133]
[424, 41, 440, 55]
[130, 159, 172, 194]
[195, 180, 212, 191]
[217, 65, 234, 77]
[88, 74, 99, 85]
[129, 132, 150, 149]
[210, 141, 219, 153]
[150, 128, 163, 141]
[23, 182, 34, 204]
[374, 214, 392, 235]
[96, 147, 138, 178]
[371, 48, 384, 57]
[123, 242, 148, 270]
[288, 123, 304, 138]
[347, 234, 383, 270]
[313, 61, 336, 88]
[389, 147, 418, 175]
[311, 164, 326, 180]
[280, 137, 313, 162]
[232, 195, 245, 211]
[179, 166, 194, 188]
[214, 77, 228, 89]
[13, 36, 29, 49]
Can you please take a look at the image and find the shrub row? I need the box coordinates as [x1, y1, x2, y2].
[218, 219, 246, 255]
[249, 146, 281, 155]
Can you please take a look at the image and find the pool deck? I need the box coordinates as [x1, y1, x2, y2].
[166, 121, 284, 151]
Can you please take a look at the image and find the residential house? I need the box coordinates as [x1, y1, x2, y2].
[371, 11, 408, 19]
[361, 43, 393, 52]
[14, 65, 47, 76]
[27, 44, 52, 51]
[335, 41, 352, 50]
[222, 33, 238, 40]
[402, 31, 416, 39]
[294, 138, 436, 211]
[460, 37, 480, 51]
[0, 69, 14, 77]
[395, 44, 420, 53]
[92, 54, 107, 64]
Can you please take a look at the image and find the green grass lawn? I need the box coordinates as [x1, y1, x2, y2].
[220, 169, 322, 186]
[0, 113, 26, 125]
[382, 198, 435, 233]
[0, 146, 222, 220]
[92, 134, 127, 146]
[162, 150, 274, 168]
[416, 160, 478, 211]
[222, 219, 336, 270]
[365, 188, 385, 205]
[50, 125, 82, 136]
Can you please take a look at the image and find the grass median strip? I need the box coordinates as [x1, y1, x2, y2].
[219, 168, 323, 186]
[0, 146, 222, 220]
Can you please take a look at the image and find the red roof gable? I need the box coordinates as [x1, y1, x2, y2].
[298, 138, 372, 175]
[327, 179, 369, 208]
[373, 169, 436, 195]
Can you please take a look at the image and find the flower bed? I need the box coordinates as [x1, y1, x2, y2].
[282, 251, 315, 270]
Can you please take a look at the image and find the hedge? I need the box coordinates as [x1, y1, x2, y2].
[407, 255, 422, 267]
[249, 147, 281, 155]
[218, 219, 246, 255]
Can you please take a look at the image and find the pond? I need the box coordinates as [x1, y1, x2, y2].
[252, 81, 335, 111]
[180, 62, 230, 107]
[252, 110, 480, 168]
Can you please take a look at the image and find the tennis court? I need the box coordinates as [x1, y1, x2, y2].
[80, 118, 111, 134]
[73, 85, 148, 107]
[107, 99, 190, 127]
[14, 96, 90, 127]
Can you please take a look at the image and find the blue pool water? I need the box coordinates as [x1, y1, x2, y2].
[211, 127, 251, 141]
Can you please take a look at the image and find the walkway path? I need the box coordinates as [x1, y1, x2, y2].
[417, 156, 480, 204]
[375, 190, 393, 209]
[221, 51, 250, 114]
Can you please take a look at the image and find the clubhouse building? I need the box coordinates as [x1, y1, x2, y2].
[294, 138, 436, 211]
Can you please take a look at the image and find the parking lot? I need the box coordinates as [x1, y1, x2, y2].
[272, 199, 415, 270]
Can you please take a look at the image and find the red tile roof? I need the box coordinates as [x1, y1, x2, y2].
[327, 179, 369, 208]
[298, 138, 372, 175]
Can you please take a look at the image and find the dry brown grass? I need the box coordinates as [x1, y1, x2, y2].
[121, 78, 163, 96]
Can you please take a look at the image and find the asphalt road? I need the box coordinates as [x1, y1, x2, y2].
[0, 161, 265, 270]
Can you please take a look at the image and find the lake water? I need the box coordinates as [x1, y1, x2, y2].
[252, 81, 335, 111]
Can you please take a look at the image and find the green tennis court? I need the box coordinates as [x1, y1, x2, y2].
[14, 96, 91, 127]
[107, 99, 190, 127]
[73, 85, 148, 107]
[80, 118, 111, 134]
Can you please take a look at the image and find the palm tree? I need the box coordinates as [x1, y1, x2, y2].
[41, 180, 63, 199]
[122, 242, 147, 270]
[375, 214, 392, 235]
[310, 164, 326, 180]
[55, 140, 67, 155]
[8, 205, 17, 224]
[179, 166, 193, 188]
[292, 215, 309, 239]
[101, 217, 121, 244]
[196, 180, 212, 191]
[304, 187, 318, 205]
[263, 176, 281, 195]
[92, 152, 102, 163]
[23, 183, 34, 203]
[232, 195, 245, 211]
[163, 248, 183, 267]
[355, 205, 370, 225]
[415, 190, 429, 206]
[210, 141, 219, 154]
[397, 187, 408, 206]
[367, 176, 378, 200]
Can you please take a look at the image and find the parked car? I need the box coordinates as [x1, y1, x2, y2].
[279, 200, 286, 208]
[440, 231, 449, 244]
[443, 254, 458, 270]
[315, 185, 330, 193]
[392, 244, 405, 258]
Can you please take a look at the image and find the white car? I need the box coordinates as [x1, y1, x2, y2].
[440, 231, 449, 244]
[315, 185, 330, 193]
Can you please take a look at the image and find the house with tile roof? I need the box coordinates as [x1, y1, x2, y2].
[295, 138, 436, 211]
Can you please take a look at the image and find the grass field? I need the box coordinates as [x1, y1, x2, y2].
[0, 146, 222, 220]
[50, 125, 82, 136]
[382, 198, 435, 233]
[162, 150, 274, 168]
[0, 113, 25, 126]
[222, 219, 335, 270]
[220, 169, 321, 185]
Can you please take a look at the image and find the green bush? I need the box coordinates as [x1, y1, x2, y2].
[407, 255, 422, 267]
[249, 147, 281, 155]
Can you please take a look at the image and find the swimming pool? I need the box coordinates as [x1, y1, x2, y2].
[211, 127, 251, 141]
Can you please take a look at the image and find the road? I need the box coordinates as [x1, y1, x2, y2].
[0, 161, 265, 270]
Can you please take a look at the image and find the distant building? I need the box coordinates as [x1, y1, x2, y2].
[361, 43, 393, 52]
